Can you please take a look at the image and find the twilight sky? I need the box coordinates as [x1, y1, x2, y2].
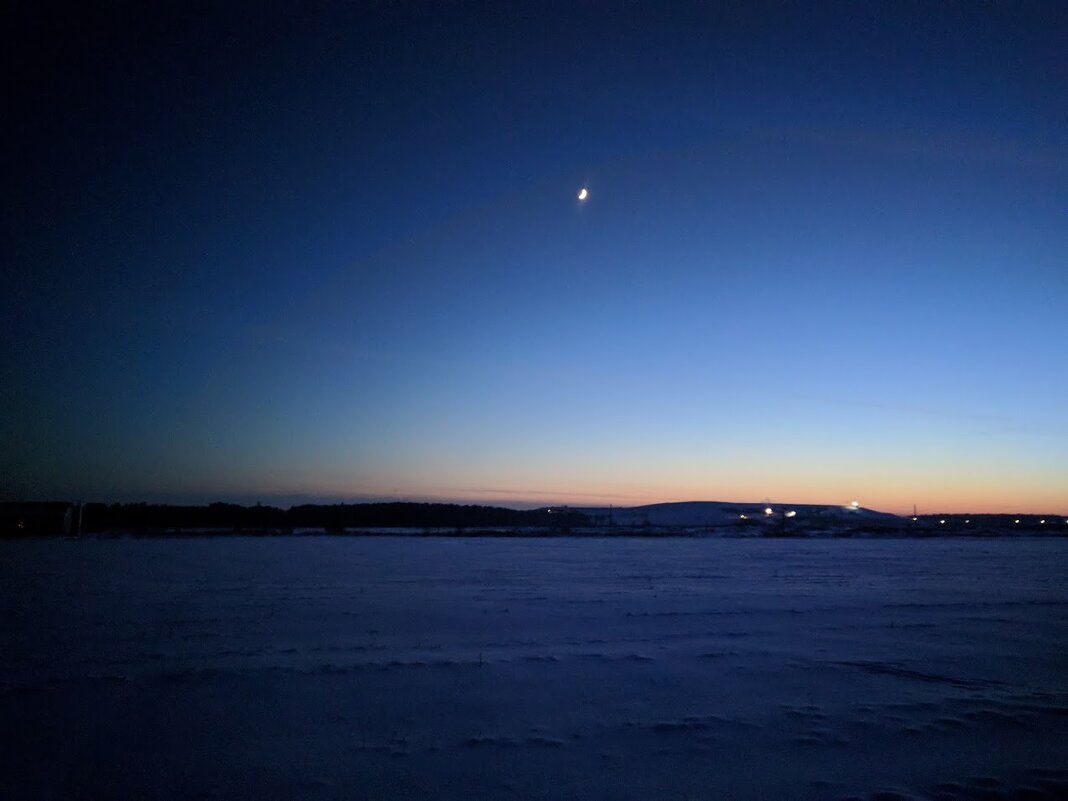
[3, 2, 1066, 514]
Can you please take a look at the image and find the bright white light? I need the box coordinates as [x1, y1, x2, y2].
[1040, 519, 1046, 524]
[739, 514, 747, 520]
[764, 507, 773, 516]
[850, 500, 859, 508]
[965, 520, 970, 524]
[940, 519, 946, 524]
[577, 187, 588, 201]
[1015, 519, 1020, 524]
[785, 510, 796, 518]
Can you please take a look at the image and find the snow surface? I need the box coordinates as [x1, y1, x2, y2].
[1, 537, 1066, 800]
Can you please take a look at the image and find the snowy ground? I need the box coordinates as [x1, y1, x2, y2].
[1, 537, 1066, 800]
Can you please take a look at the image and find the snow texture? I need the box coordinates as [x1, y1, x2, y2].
[1, 537, 1066, 800]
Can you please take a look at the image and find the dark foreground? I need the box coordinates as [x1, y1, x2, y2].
[1, 538, 1066, 800]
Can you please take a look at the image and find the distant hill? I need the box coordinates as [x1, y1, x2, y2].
[563, 501, 900, 527]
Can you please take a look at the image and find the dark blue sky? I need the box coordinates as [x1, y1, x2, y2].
[3, 2, 1066, 512]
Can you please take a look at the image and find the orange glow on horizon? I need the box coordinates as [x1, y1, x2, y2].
[297, 484, 1066, 515]
[203, 465, 1067, 516]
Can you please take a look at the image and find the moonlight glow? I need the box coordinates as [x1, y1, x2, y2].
[577, 187, 588, 201]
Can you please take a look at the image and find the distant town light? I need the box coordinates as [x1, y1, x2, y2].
[785, 510, 797, 518]
[764, 507, 773, 516]
[739, 514, 748, 520]
[1015, 519, 1020, 524]
[850, 501, 859, 508]
[911, 517, 918, 522]
[965, 520, 970, 524]
[940, 519, 946, 524]
[1040, 519, 1046, 524]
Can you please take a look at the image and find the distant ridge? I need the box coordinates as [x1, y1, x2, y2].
[560, 501, 900, 527]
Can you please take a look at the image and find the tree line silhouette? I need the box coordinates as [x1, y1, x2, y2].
[0, 501, 589, 536]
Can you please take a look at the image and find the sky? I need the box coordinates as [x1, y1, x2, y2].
[2, 2, 1066, 514]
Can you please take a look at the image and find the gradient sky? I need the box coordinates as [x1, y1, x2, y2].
[3, 3, 1066, 514]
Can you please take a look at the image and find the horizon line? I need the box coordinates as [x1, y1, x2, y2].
[5, 496, 1067, 518]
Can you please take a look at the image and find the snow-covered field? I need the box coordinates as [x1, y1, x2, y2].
[1, 537, 1066, 800]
